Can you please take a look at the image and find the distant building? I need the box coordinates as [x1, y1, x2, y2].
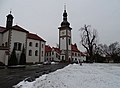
[0, 12, 46, 65]
[45, 45, 60, 62]
[71, 44, 86, 62]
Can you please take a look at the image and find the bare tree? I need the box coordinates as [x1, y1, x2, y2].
[80, 25, 98, 62]
[96, 42, 120, 62]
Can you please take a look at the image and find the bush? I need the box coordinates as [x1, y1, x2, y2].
[8, 47, 18, 66]
[0, 62, 5, 66]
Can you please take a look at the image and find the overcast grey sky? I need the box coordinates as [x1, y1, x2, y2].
[0, 0, 120, 51]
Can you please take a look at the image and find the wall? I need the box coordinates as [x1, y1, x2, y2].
[2, 31, 9, 46]
[26, 39, 40, 63]
[10, 30, 27, 60]
[0, 49, 8, 65]
[40, 41, 45, 62]
[60, 38, 66, 50]
[0, 33, 3, 46]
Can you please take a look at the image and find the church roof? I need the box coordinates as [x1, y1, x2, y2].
[0, 26, 6, 33]
[45, 45, 61, 54]
[53, 47, 61, 54]
[71, 44, 80, 53]
[27, 33, 46, 42]
[12, 25, 29, 33]
[45, 45, 52, 52]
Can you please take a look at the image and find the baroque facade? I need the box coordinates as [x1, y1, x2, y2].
[0, 12, 46, 65]
[44, 7, 86, 62]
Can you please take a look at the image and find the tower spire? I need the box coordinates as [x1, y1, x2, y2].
[64, 3, 66, 11]
[61, 4, 70, 26]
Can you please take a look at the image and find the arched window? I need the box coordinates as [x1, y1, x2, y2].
[29, 50, 32, 56]
[29, 42, 32, 46]
[5, 42, 8, 47]
[35, 43, 38, 47]
[35, 50, 38, 56]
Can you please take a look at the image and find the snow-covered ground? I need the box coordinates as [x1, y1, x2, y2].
[14, 63, 120, 88]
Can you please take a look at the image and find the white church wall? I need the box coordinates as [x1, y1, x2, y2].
[0, 50, 8, 65]
[2, 31, 9, 46]
[10, 30, 27, 60]
[39, 41, 45, 62]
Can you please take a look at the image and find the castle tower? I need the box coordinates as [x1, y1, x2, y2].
[58, 5, 72, 62]
[6, 11, 14, 29]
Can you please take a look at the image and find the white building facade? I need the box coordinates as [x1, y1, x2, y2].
[45, 45, 60, 62]
[26, 33, 46, 64]
[0, 12, 46, 65]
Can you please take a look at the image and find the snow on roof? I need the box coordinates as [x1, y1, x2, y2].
[27, 33, 46, 42]
[12, 25, 29, 33]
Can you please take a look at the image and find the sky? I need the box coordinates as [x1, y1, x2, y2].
[0, 0, 120, 51]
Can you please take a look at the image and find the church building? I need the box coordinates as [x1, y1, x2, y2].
[0, 12, 46, 65]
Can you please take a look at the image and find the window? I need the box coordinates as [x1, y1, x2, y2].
[72, 53, 74, 56]
[18, 43, 22, 50]
[29, 42, 32, 46]
[29, 50, 32, 56]
[75, 53, 77, 56]
[5, 42, 8, 47]
[35, 43, 38, 47]
[2, 43, 4, 46]
[14, 42, 22, 51]
[46, 52, 48, 56]
[35, 50, 38, 56]
[62, 56, 64, 60]
[52, 51, 54, 55]
[49, 52, 51, 56]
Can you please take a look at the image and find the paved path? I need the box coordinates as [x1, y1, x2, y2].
[0, 63, 68, 88]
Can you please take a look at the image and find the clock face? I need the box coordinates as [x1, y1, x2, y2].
[60, 30, 66, 36]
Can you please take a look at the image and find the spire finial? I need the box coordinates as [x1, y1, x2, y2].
[10, 8, 12, 14]
[10, 11, 12, 14]
[64, 3, 66, 11]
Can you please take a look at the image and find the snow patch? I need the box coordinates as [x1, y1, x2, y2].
[14, 63, 120, 88]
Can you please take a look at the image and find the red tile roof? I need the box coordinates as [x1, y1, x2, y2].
[0, 26, 6, 33]
[71, 44, 80, 52]
[12, 25, 29, 33]
[28, 33, 46, 42]
[53, 47, 61, 54]
[45, 45, 52, 52]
